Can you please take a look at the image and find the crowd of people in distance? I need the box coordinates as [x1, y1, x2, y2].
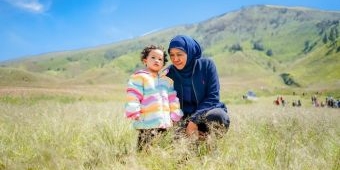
[312, 95, 340, 108]
[292, 99, 302, 107]
[273, 92, 340, 108]
[273, 96, 286, 106]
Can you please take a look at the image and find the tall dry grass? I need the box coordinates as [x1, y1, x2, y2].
[0, 95, 339, 169]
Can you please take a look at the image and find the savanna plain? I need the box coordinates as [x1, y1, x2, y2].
[0, 85, 339, 170]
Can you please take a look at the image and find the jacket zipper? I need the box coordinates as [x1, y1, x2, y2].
[191, 60, 199, 108]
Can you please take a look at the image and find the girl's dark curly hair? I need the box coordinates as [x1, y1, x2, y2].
[140, 45, 168, 65]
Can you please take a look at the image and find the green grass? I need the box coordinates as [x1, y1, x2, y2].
[0, 90, 339, 169]
[0, 101, 135, 169]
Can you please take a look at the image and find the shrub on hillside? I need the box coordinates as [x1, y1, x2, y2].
[253, 41, 265, 51]
[280, 73, 300, 87]
[266, 49, 273, 56]
[229, 43, 243, 52]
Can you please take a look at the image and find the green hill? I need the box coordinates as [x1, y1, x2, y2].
[1, 5, 340, 96]
[0, 67, 58, 86]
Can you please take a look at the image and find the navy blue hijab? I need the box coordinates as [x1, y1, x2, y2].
[168, 35, 202, 78]
[168, 35, 203, 114]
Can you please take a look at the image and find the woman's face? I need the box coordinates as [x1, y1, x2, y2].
[169, 48, 187, 70]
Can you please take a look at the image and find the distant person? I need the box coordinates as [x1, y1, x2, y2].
[312, 95, 320, 107]
[281, 98, 286, 106]
[125, 45, 183, 151]
[293, 99, 302, 107]
[311, 95, 317, 106]
[297, 100, 302, 107]
[166, 35, 230, 140]
[320, 101, 325, 107]
[274, 97, 280, 105]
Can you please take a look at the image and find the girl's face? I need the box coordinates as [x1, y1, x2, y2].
[169, 48, 187, 70]
[143, 49, 164, 75]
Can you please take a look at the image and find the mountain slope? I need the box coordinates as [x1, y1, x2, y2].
[1, 5, 339, 94]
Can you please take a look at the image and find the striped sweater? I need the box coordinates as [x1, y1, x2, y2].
[125, 69, 183, 129]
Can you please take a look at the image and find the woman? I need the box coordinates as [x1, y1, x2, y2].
[166, 35, 230, 138]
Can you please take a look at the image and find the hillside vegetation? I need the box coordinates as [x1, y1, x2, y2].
[1, 5, 340, 97]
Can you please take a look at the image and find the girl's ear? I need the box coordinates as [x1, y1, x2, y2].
[142, 58, 147, 65]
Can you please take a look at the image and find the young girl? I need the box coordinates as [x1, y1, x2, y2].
[125, 45, 183, 151]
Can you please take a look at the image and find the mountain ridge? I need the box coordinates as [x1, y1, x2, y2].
[1, 5, 339, 96]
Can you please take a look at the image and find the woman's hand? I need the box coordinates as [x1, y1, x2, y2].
[186, 121, 198, 137]
[172, 121, 178, 127]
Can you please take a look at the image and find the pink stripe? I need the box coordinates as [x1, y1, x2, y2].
[127, 88, 142, 100]
[141, 95, 158, 105]
[168, 94, 177, 102]
[126, 111, 140, 119]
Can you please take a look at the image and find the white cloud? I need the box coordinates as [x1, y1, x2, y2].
[141, 29, 161, 37]
[4, 0, 51, 13]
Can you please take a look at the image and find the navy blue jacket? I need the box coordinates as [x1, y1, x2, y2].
[166, 57, 227, 123]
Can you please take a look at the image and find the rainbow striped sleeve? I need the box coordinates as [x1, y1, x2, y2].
[125, 74, 143, 120]
[167, 79, 183, 122]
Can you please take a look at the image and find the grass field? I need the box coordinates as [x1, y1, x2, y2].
[0, 86, 339, 170]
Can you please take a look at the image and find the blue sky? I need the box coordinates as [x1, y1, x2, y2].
[0, 0, 339, 62]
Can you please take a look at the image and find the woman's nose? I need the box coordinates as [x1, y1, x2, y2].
[172, 56, 179, 61]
